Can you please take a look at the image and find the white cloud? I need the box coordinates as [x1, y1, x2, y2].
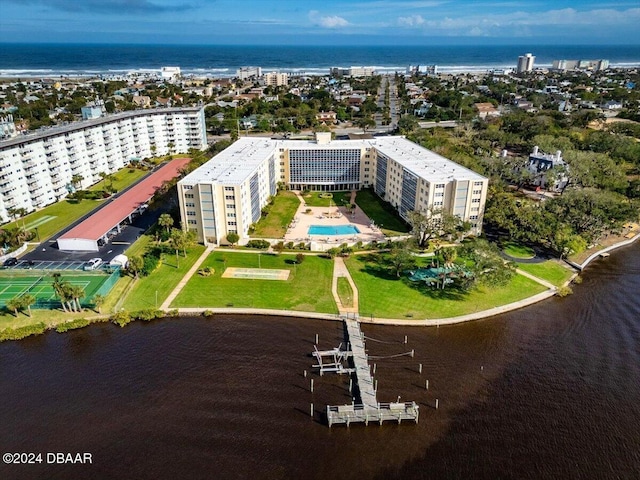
[308, 10, 350, 29]
[398, 14, 425, 27]
[394, 7, 640, 35]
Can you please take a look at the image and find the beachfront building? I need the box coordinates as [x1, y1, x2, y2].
[263, 72, 289, 87]
[0, 107, 207, 223]
[517, 53, 535, 74]
[178, 133, 488, 245]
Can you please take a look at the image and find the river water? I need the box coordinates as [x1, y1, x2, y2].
[1, 243, 639, 480]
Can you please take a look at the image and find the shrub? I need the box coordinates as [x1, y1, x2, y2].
[198, 267, 214, 277]
[111, 310, 132, 327]
[295, 253, 305, 264]
[573, 275, 583, 285]
[556, 286, 573, 297]
[134, 309, 165, 321]
[246, 239, 270, 249]
[305, 208, 312, 214]
[285, 242, 295, 250]
[202, 310, 215, 317]
[141, 254, 160, 276]
[296, 242, 308, 250]
[0, 322, 47, 341]
[56, 318, 90, 333]
[167, 309, 179, 317]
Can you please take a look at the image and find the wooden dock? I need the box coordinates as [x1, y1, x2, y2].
[317, 318, 419, 427]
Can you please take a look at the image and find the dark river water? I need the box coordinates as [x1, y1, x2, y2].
[1, 243, 639, 480]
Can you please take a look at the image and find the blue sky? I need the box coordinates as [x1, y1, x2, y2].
[1, 0, 639, 44]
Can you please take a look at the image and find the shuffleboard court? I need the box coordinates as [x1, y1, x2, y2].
[24, 215, 57, 230]
[221, 267, 290, 281]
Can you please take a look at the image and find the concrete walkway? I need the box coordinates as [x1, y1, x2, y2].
[515, 268, 557, 290]
[331, 256, 359, 315]
[160, 245, 214, 310]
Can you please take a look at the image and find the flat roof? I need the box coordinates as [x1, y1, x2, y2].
[370, 137, 486, 183]
[59, 158, 190, 243]
[181, 136, 486, 186]
[180, 137, 278, 185]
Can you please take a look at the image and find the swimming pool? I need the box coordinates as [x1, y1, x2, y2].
[308, 225, 361, 236]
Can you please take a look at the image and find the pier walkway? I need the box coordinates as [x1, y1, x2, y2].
[324, 318, 419, 427]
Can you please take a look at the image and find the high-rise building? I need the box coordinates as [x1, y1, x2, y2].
[263, 72, 288, 87]
[0, 107, 207, 223]
[517, 53, 535, 73]
[178, 134, 488, 245]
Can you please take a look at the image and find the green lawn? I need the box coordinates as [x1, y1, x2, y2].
[172, 251, 337, 313]
[352, 189, 410, 236]
[345, 255, 547, 319]
[516, 261, 575, 287]
[301, 191, 350, 207]
[252, 191, 300, 238]
[4, 166, 150, 242]
[90, 167, 149, 193]
[337, 276, 354, 308]
[503, 242, 536, 259]
[122, 244, 206, 311]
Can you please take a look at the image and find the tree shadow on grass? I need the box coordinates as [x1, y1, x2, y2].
[404, 278, 468, 301]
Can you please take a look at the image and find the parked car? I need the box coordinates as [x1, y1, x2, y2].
[3, 257, 18, 267]
[83, 257, 103, 271]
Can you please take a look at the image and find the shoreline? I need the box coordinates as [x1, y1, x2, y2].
[1, 233, 637, 340]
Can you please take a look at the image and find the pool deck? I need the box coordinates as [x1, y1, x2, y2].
[284, 193, 384, 245]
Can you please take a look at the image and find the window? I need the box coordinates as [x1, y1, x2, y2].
[187, 219, 197, 225]
[226, 204, 235, 209]
[186, 211, 196, 216]
[185, 202, 195, 208]
[184, 185, 193, 190]
[435, 192, 444, 197]
[473, 181, 483, 186]
[225, 195, 234, 200]
[434, 201, 443, 206]
[472, 189, 482, 195]
[227, 221, 237, 226]
[471, 207, 479, 212]
[185, 193, 194, 199]
[227, 213, 236, 218]
[224, 186, 234, 191]
[436, 183, 445, 189]
[472, 198, 481, 203]
[470, 215, 478, 220]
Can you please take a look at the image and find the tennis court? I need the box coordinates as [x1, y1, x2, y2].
[0, 271, 117, 309]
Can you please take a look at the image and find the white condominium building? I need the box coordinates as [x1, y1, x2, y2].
[517, 53, 535, 73]
[0, 107, 207, 223]
[264, 72, 289, 87]
[178, 133, 488, 245]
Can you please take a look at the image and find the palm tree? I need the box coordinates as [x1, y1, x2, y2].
[92, 294, 105, 314]
[20, 293, 35, 317]
[158, 213, 174, 234]
[71, 174, 84, 190]
[6, 296, 22, 316]
[70, 285, 85, 312]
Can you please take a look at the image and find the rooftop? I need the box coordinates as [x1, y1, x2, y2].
[59, 158, 190, 243]
[180, 136, 486, 186]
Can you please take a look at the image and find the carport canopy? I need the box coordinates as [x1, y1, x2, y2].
[57, 158, 190, 252]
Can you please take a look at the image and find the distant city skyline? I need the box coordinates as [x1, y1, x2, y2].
[1, 0, 639, 45]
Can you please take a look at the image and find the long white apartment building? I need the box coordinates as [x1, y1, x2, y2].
[0, 107, 206, 223]
[178, 133, 488, 245]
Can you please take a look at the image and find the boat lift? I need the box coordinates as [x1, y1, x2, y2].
[311, 344, 354, 375]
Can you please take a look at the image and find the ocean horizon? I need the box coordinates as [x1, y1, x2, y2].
[1, 43, 639, 78]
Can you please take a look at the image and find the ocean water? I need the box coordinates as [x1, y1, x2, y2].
[0, 43, 639, 77]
